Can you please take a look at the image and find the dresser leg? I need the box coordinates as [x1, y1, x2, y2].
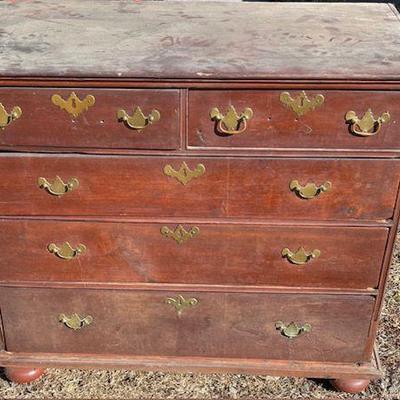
[4, 367, 45, 384]
[330, 378, 370, 393]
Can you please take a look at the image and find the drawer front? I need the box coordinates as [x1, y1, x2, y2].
[0, 287, 374, 363]
[0, 88, 180, 150]
[0, 220, 387, 289]
[188, 90, 400, 150]
[0, 155, 397, 221]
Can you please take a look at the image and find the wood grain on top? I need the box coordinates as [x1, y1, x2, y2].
[0, 1, 399, 80]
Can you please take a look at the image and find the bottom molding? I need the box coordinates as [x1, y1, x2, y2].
[0, 347, 381, 380]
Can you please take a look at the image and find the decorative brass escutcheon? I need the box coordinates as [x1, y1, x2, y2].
[210, 105, 253, 135]
[165, 295, 198, 316]
[345, 109, 390, 136]
[0, 102, 22, 129]
[163, 161, 205, 185]
[289, 180, 331, 200]
[161, 225, 200, 244]
[38, 176, 79, 196]
[117, 106, 160, 130]
[48, 242, 87, 260]
[281, 247, 321, 265]
[275, 321, 312, 339]
[59, 313, 93, 330]
[51, 92, 95, 118]
[279, 91, 324, 117]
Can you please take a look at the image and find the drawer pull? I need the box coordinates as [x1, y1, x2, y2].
[51, 92, 95, 118]
[0, 102, 22, 129]
[275, 321, 312, 339]
[117, 106, 160, 130]
[48, 242, 86, 260]
[59, 313, 93, 330]
[210, 105, 253, 135]
[282, 247, 321, 265]
[280, 91, 324, 117]
[161, 225, 200, 244]
[289, 180, 331, 199]
[345, 109, 390, 136]
[163, 162, 205, 185]
[38, 176, 79, 196]
[165, 295, 198, 316]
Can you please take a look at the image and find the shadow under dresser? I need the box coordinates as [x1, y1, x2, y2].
[0, 0, 400, 394]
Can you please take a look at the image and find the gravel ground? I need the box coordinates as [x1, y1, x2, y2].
[0, 236, 399, 400]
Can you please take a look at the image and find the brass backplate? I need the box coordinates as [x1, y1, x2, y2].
[59, 313, 93, 330]
[165, 295, 198, 316]
[161, 225, 200, 244]
[289, 180, 331, 200]
[0, 102, 22, 129]
[163, 162, 205, 185]
[280, 91, 324, 117]
[51, 92, 95, 118]
[117, 106, 160, 130]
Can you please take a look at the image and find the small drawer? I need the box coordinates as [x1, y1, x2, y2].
[0, 219, 387, 289]
[0, 287, 374, 363]
[0, 88, 180, 150]
[188, 90, 400, 151]
[0, 155, 398, 221]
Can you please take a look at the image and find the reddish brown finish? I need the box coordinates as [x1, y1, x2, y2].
[0, 88, 180, 150]
[0, 352, 382, 379]
[0, 219, 387, 289]
[0, 287, 374, 363]
[188, 90, 400, 151]
[0, 155, 398, 221]
[330, 378, 371, 393]
[4, 367, 45, 384]
[0, 350, 382, 380]
[0, 2, 399, 389]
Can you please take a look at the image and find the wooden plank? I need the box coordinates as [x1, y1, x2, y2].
[0, 350, 382, 380]
[0, 287, 375, 363]
[0, 219, 388, 289]
[0, 155, 398, 221]
[0, 1, 399, 80]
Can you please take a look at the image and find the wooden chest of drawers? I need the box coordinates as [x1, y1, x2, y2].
[0, 1, 399, 393]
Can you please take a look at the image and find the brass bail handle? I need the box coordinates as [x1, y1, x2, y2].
[47, 242, 86, 260]
[210, 105, 253, 135]
[117, 106, 161, 130]
[38, 176, 79, 197]
[0, 102, 22, 130]
[289, 180, 331, 200]
[59, 313, 93, 330]
[345, 109, 390, 137]
[281, 247, 321, 265]
[275, 321, 312, 339]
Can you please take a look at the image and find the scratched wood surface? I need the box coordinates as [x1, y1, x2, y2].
[0, 1, 400, 80]
[0, 155, 398, 221]
[0, 219, 388, 289]
[0, 287, 374, 363]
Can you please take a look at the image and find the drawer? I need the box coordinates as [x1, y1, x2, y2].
[188, 90, 400, 150]
[0, 155, 398, 221]
[0, 220, 387, 289]
[0, 88, 180, 150]
[0, 287, 374, 363]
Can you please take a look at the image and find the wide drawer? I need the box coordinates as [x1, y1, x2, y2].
[0, 155, 398, 221]
[188, 90, 400, 150]
[0, 220, 387, 289]
[0, 88, 180, 150]
[0, 287, 374, 363]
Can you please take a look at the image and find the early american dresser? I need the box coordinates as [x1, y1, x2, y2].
[0, 0, 399, 394]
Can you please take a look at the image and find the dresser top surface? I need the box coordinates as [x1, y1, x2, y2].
[1, 1, 400, 81]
